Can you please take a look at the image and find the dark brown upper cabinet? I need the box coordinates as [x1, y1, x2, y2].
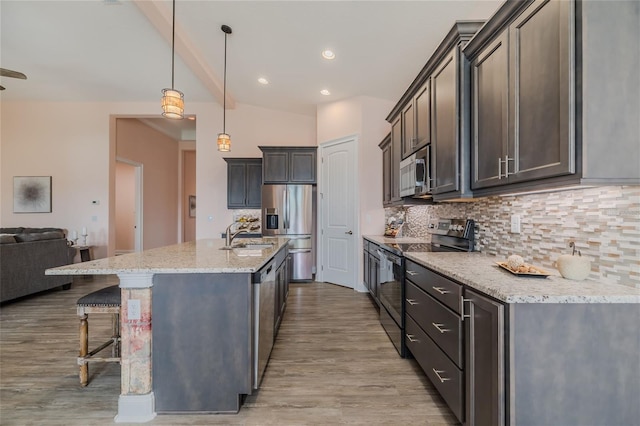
[465, 0, 640, 195]
[387, 21, 485, 201]
[259, 147, 317, 184]
[224, 158, 262, 209]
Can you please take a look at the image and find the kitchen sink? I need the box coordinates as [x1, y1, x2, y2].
[219, 240, 274, 250]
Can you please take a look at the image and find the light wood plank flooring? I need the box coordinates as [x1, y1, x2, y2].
[1, 276, 457, 425]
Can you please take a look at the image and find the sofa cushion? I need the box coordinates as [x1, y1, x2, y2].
[22, 227, 65, 234]
[0, 227, 24, 234]
[14, 231, 65, 242]
[0, 234, 17, 244]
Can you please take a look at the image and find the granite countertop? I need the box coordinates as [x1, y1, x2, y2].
[46, 237, 290, 275]
[404, 252, 640, 304]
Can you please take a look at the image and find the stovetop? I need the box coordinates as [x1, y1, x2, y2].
[378, 218, 476, 256]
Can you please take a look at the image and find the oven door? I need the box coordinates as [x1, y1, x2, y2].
[377, 249, 405, 356]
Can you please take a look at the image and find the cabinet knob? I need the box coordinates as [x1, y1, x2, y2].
[345, 230, 353, 235]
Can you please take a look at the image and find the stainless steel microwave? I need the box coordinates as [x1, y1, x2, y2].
[399, 146, 431, 198]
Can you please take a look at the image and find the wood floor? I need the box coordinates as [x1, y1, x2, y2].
[1, 276, 457, 425]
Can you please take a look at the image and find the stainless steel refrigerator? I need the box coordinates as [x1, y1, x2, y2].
[261, 184, 316, 281]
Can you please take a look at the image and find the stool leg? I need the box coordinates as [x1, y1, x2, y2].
[79, 313, 88, 386]
[111, 312, 120, 358]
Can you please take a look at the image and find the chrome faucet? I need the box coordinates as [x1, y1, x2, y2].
[225, 223, 248, 247]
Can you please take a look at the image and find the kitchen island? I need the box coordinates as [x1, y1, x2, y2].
[47, 237, 290, 423]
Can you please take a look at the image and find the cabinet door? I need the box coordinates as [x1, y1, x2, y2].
[431, 50, 459, 194]
[390, 116, 402, 202]
[263, 151, 289, 183]
[465, 289, 505, 426]
[401, 101, 415, 159]
[227, 162, 247, 208]
[471, 33, 509, 190]
[381, 137, 392, 205]
[246, 161, 263, 208]
[290, 150, 316, 183]
[414, 80, 431, 150]
[509, 0, 573, 182]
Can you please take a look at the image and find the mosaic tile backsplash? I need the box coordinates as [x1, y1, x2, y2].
[386, 186, 640, 289]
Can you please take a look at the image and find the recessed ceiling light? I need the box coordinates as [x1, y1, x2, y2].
[187, 115, 196, 121]
[258, 77, 269, 85]
[320, 89, 331, 96]
[322, 50, 335, 60]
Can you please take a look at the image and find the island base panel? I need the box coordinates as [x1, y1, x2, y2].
[152, 273, 252, 413]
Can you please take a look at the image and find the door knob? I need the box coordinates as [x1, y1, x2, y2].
[345, 230, 353, 235]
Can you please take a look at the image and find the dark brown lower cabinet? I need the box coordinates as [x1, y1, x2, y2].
[464, 288, 505, 426]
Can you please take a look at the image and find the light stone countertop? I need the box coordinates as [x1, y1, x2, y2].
[46, 238, 290, 275]
[405, 252, 640, 304]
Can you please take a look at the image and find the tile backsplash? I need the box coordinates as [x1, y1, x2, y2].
[386, 186, 640, 289]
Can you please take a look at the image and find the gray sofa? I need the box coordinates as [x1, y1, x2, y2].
[1, 227, 75, 303]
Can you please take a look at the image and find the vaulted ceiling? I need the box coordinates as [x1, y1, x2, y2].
[1, 0, 503, 117]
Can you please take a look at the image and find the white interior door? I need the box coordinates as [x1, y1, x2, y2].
[319, 136, 358, 288]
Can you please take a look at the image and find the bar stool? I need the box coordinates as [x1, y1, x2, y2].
[76, 285, 121, 386]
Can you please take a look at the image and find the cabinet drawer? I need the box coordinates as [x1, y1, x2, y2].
[405, 315, 463, 422]
[406, 282, 462, 368]
[405, 259, 462, 314]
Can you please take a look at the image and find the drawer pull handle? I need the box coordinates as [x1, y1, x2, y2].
[406, 298, 418, 306]
[432, 369, 451, 383]
[431, 323, 449, 333]
[406, 334, 419, 343]
[432, 286, 450, 295]
[406, 270, 418, 276]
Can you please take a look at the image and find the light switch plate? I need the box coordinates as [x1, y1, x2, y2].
[510, 215, 521, 234]
[128, 299, 141, 320]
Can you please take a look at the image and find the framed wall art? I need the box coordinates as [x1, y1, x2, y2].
[13, 176, 52, 213]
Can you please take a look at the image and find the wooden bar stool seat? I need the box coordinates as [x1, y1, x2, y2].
[76, 285, 121, 386]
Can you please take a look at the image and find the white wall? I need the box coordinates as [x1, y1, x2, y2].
[317, 96, 394, 291]
[1, 100, 316, 258]
[196, 102, 316, 238]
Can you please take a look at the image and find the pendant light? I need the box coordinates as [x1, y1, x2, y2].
[161, 0, 184, 119]
[217, 25, 232, 152]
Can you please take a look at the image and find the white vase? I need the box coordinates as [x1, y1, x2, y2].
[556, 254, 591, 281]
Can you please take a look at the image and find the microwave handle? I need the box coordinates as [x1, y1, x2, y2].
[415, 158, 426, 186]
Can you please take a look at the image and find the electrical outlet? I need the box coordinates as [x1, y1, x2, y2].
[128, 299, 141, 320]
[510, 215, 521, 234]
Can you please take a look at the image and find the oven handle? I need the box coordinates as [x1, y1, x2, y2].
[377, 249, 401, 265]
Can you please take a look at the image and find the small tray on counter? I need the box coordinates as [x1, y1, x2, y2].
[496, 262, 550, 278]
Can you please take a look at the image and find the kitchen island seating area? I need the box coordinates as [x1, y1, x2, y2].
[76, 284, 121, 387]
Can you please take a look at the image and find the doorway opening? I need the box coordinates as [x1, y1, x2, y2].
[115, 158, 142, 255]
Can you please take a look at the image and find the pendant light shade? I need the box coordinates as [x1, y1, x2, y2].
[161, 0, 184, 119]
[217, 24, 232, 151]
[217, 133, 231, 152]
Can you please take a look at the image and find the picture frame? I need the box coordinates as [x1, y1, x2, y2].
[13, 176, 52, 213]
[189, 195, 196, 218]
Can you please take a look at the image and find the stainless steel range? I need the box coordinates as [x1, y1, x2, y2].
[377, 218, 476, 357]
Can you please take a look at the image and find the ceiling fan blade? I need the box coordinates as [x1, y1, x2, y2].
[0, 68, 27, 80]
[0, 85, 5, 91]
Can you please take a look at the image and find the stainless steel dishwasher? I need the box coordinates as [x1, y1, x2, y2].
[252, 260, 276, 389]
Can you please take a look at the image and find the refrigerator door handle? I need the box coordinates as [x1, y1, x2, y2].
[282, 189, 287, 230]
[285, 188, 290, 230]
